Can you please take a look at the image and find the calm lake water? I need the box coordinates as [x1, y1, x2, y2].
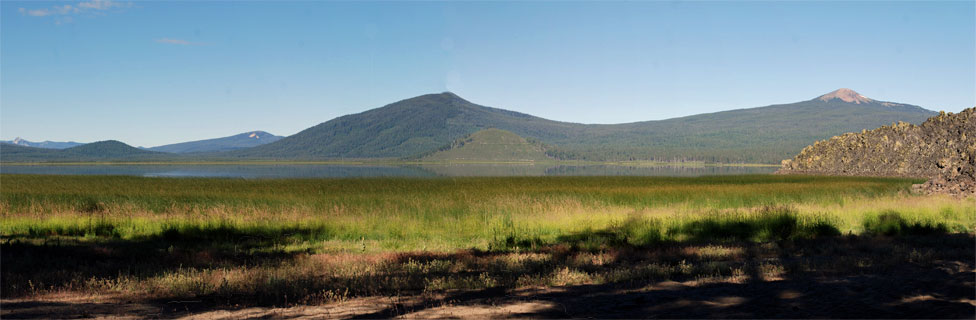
[0, 164, 777, 178]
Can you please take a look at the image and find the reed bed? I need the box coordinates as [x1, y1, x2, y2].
[1, 174, 970, 251]
[1, 174, 973, 308]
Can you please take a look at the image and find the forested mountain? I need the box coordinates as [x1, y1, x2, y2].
[1, 89, 939, 164]
[229, 92, 573, 159]
[148, 131, 283, 153]
[1, 141, 170, 162]
[230, 89, 937, 163]
[563, 89, 937, 162]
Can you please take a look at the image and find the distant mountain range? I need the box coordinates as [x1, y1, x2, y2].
[147, 131, 283, 153]
[0, 89, 941, 164]
[1, 130, 283, 162]
[1, 138, 83, 149]
[1, 141, 167, 162]
[229, 88, 936, 163]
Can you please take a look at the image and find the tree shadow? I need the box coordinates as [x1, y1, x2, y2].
[1, 225, 329, 298]
[2, 212, 973, 318]
[347, 233, 974, 319]
[494, 206, 841, 253]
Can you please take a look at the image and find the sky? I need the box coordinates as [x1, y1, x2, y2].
[2, 1, 974, 147]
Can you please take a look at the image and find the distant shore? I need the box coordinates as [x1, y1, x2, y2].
[0, 160, 781, 167]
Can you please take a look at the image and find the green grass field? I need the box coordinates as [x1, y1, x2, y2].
[2, 174, 971, 251]
[1, 174, 973, 316]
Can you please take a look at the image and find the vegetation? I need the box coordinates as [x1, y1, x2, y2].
[1, 174, 972, 317]
[2, 92, 936, 164]
[4, 174, 972, 250]
[0, 141, 169, 162]
[420, 128, 553, 161]
[230, 92, 935, 163]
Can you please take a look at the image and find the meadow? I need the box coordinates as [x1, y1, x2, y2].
[1, 174, 973, 318]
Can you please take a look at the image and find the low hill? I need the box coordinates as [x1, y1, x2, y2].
[778, 107, 975, 196]
[66, 141, 162, 158]
[1, 140, 170, 162]
[231, 89, 936, 163]
[149, 131, 283, 153]
[0, 144, 65, 162]
[0, 137, 83, 149]
[421, 129, 552, 162]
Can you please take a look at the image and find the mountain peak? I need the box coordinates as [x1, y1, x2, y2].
[148, 130, 283, 153]
[817, 88, 874, 104]
[246, 131, 269, 139]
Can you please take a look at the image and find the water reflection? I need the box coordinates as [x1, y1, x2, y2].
[0, 163, 777, 178]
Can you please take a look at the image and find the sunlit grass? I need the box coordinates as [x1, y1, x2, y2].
[1, 174, 971, 252]
[2, 174, 973, 308]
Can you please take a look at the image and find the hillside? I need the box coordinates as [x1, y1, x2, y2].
[0, 138, 83, 149]
[231, 89, 937, 163]
[1, 140, 170, 162]
[0, 144, 65, 162]
[778, 107, 975, 196]
[149, 131, 283, 153]
[1, 89, 939, 163]
[228, 92, 566, 159]
[421, 129, 552, 162]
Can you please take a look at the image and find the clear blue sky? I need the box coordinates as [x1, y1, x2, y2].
[2, 1, 973, 147]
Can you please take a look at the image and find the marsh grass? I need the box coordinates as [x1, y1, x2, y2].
[1, 174, 973, 308]
[1, 174, 971, 252]
[4, 174, 969, 250]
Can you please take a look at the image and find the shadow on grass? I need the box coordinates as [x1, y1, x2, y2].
[496, 206, 843, 252]
[864, 210, 949, 236]
[2, 209, 972, 318]
[1, 224, 335, 299]
[353, 233, 975, 319]
[5, 232, 972, 318]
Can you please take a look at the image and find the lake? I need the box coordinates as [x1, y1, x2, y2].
[0, 163, 778, 178]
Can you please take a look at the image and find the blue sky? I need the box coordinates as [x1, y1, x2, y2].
[2, 1, 973, 147]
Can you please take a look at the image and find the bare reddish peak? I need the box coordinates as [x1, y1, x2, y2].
[817, 88, 874, 104]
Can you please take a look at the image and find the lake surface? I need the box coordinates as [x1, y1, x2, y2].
[0, 164, 777, 178]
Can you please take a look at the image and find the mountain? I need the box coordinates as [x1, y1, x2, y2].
[230, 89, 937, 163]
[0, 89, 940, 164]
[66, 141, 163, 158]
[1, 140, 169, 162]
[0, 144, 64, 162]
[1, 137, 83, 149]
[149, 131, 283, 153]
[815, 88, 922, 108]
[228, 92, 566, 159]
[816, 88, 875, 104]
[421, 129, 552, 162]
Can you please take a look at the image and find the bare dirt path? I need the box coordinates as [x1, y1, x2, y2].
[4, 260, 973, 319]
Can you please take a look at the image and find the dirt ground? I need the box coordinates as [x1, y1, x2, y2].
[3, 256, 973, 319]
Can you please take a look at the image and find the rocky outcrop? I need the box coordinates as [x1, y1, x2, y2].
[778, 107, 975, 196]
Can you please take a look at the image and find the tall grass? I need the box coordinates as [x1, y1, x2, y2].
[1, 174, 971, 252]
[3, 174, 974, 307]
